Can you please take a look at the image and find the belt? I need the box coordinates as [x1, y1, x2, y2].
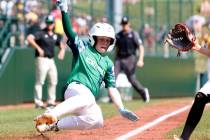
[75, 81, 81, 84]
[36, 56, 53, 59]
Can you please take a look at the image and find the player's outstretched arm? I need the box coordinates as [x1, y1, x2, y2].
[108, 87, 140, 122]
[164, 33, 210, 57]
[192, 43, 210, 57]
[56, 0, 76, 40]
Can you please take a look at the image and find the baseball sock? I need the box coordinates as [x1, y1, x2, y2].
[180, 92, 208, 140]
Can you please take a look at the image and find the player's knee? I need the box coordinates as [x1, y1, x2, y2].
[84, 116, 104, 129]
[195, 92, 208, 103]
[48, 80, 57, 86]
[35, 81, 44, 86]
[94, 119, 104, 128]
[127, 74, 136, 83]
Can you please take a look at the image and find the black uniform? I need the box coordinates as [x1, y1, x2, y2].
[32, 27, 62, 108]
[115, 30, 147, 101]
[34, 28, 62, 58]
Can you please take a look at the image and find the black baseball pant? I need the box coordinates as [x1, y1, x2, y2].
[114, 55, 146, 100]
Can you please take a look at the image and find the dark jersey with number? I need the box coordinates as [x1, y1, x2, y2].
[34, 28, 62, 58]
[115, 30, 142, 58]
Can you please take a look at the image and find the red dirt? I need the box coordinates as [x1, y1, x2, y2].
[1, 98, 193, 140]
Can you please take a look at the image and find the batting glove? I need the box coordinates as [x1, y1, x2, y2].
[56, 0, 68, 12]
[119, 108, 140, 122]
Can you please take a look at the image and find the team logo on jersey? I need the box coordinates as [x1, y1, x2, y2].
[128, 32, 133, 38]
[85, 57, 105, 76]
[53, 34, 57, 40]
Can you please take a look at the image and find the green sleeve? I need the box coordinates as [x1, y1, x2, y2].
[104, 60, 116, 88]
[61, 11, 76, 40]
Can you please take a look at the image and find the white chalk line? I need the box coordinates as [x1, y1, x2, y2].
[115, 104, 191, 140]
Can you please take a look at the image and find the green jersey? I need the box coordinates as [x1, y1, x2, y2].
[61, 12, 116, 98]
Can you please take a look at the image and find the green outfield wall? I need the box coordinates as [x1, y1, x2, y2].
[0, 48, 196, 105]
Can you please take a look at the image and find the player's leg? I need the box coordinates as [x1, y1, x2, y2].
[176, 81, 210, 140]
[46, 59, 58, 107]
[35, 82, 102, 132]
[35, 82, 96, 125]
[36, 103, 103, 133]
[48, 82, 96, 119]
[178, 92, 208, 140]
[123, 55, 150, 102]
[34, 57, 49, 108]
[56, 104, 103, 130]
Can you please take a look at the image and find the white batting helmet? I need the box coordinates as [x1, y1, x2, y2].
[88, 22, 115, 49]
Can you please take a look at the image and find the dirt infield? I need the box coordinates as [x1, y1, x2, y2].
[6, 98, 193, 140]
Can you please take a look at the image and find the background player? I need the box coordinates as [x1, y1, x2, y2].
[165, 32, 210, 140]
[34, 0, 139, 133]
[27, 15, 65, 109]
[114, 16, 150, 102]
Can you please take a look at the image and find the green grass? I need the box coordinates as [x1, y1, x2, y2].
[167, 107, 210, 140]
[0, 108, 43, 137]
[0, 99, 162, 138]
[2, 98, 210, 140]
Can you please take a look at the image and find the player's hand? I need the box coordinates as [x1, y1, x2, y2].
[137, 60, 144, 67]
[56, 0, 68, 12]
[58, 49, 65, 60]
[164, 32, 174, 47]
[119, 108, 139, 121]
[38, 48, 44, 57]
[191, 40, 201, 51]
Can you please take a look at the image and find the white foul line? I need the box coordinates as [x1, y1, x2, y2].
[115, 105, 191, 140]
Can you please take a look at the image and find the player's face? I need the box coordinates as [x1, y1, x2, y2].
[47, 23, 55, 31]
[95, 36, 112, 53]
[122, 23, 130, 32]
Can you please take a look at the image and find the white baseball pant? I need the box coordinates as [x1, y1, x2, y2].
[48, 82, 104, 130]
[199, 80, 210, 96]
[34, 57, 58, 106]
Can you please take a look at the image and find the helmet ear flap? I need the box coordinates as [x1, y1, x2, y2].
[88, 35, 95, 46]
[88, 35, 98, 47]
[110, 38, 115, 45]
[93, 36, 97, 47]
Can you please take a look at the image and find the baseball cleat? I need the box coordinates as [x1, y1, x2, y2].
[143, 88, 150, 103]
[35, 104, 45, 109]
[36, 123, 59, 133]
[173, 135, 183, 140]
[35, 113, 57, 126]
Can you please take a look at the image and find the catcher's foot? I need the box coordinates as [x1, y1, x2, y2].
[173, 135, 183, 140]
[36, 123, 59, 133]
[35, 113, 57, 126]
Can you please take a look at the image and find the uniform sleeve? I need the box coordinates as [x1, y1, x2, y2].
[62, 11, 86, 57]
[34, 31, 42, 41]
[104, 61, 116, 88]
[115, 33, 120, 46]
[61, 11, 76, 41]
[133, 31, 142, 46]
[56, 34, 62, 46]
